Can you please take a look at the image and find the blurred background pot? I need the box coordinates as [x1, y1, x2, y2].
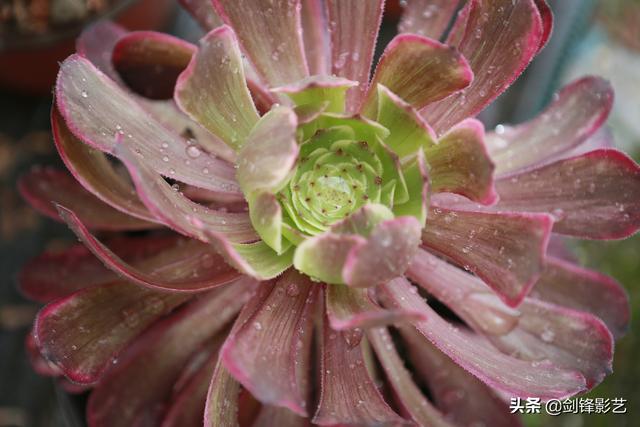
[0, 0, 176, 96]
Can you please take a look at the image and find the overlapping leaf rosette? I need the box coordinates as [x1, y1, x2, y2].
[18, 1, 640, 426]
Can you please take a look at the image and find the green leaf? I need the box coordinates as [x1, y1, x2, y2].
[376, 84, 436, 158]
[272, 76, 358, 113]
[248, 192, 285, 254]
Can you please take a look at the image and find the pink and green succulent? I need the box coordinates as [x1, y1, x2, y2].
[17, 0, 640, 426]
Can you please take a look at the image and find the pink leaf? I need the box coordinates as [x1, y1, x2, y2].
[422, 0, 546, 134]
[19, 167, 155, 231]
[313, 313, 405, 425]
[221, 271, 317, 415]
[363, 34, 472, 115]
[495, 149, 640, 239]
[326, 0, 384, 111]
[212, 0, 309, 87]
[487, 77, 614, 175]
[57, 205, 241, 293]
[87, 284, 254, 427]
[379, 277, 586, 400]
[421, 206, 552, 306]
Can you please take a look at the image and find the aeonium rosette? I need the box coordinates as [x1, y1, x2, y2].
[16, 1, 640, 426]
[224, 78, 440, 286]
[170, 29, 484, 287]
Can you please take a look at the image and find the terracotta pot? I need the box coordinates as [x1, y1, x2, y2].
[0, 0, 176, 96]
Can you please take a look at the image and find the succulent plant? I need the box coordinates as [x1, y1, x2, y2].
[18, 1, 640, 426]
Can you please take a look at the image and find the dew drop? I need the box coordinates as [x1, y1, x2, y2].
[551, 208, 565, 221]
[540, 328, 555, 343]
[286, 282, 300, 297]
[201, 253, 215, 269]
[378, 232, 392, 247]
[144, 296, 166, 315]
[442, 389, 466, 406]
[122, 308, 140, 328]
[187, 145, 202, 158]
[342, 328, 363, 348]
